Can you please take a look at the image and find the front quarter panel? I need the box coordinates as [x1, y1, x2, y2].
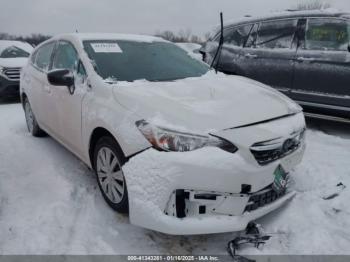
[82, 78, 151, 168]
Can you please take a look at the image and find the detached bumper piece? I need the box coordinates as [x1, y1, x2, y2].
[165, 184, 289, 219]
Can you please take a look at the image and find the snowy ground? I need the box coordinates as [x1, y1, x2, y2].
[0, 100, 350, 255]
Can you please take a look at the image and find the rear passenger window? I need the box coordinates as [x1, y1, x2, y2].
[256, 19, 298, 49]
[224, 24, 253, 47]
[305, 18, 350, 51]
[35, 42, 55, 71]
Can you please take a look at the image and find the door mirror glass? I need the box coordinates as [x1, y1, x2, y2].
[48, 69, 74, 88]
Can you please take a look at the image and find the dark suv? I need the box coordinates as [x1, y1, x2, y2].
[200, 10, 350, 120]
[0, 41, 33, 99]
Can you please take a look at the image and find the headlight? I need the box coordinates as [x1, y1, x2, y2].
[0, 66, 4, 76]
[136, 120, 237, 153]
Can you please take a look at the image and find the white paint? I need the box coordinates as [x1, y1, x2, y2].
[21, 33, 305, 235]
[0, 104, 349, 253]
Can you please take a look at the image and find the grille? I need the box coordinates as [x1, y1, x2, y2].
[250, 129, 305, 165]
[244, 185, 286, 212]
[3, 67, 21, 81]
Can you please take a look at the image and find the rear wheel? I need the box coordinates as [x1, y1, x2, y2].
[93, 136, 129, 213]
[24, 98, 45, 137]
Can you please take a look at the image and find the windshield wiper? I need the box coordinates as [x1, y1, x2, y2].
[210, 12, 224, 73]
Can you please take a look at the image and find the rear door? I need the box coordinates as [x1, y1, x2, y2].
[239, 19, 299, 96]
[291, 18, 350, 109]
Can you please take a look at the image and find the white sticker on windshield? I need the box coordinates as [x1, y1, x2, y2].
[90, 43, 123, 53]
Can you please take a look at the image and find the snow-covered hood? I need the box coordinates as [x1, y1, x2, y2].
[113, 72, 302, 133]
[0, 57, 28, 68]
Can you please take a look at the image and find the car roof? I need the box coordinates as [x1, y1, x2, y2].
[224, 9, 350, 28]
[51, 33, 167, 44]
[0, 40, 33, 54]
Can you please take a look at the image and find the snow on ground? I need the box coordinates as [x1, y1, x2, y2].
[0, 101, 350, 255]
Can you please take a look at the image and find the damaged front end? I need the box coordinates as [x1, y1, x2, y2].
[165, 165, 290, 219]
[123, 113, 305, 235]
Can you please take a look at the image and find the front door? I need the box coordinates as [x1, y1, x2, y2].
[30, 41, 57, 132]
[50, 40, 88, 156]
[217, 23, 254, 75]
[292, 18, 350, 110]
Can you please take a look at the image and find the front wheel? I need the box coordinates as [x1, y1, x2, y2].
[24, 98, 45, 137]
[93, 136, 129, 213]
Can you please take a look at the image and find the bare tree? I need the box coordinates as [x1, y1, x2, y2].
[155, 29, 204, 43]
[177, 29, 192, 42]
[204, 32, 212, 41]
[155, 30, 176, 42]
[294, 0, 331, 11]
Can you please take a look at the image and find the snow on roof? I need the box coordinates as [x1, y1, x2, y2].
[224, 8, 349, 27]
[0, 40, 33, 54]
[55, 33, 167, 43]
[209, 8, 350, 38]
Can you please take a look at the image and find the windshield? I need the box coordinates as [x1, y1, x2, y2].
[83, 40, 209, 82]
[0, 46, 30, 58]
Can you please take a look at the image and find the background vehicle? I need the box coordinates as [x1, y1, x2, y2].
[200, 10, 350, 121]
[20, 33, 305, 235]
[0, 40, 33, 99]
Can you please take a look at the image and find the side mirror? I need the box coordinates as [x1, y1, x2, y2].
[47, 69, 75, 94]
[348, 43, 350, 53]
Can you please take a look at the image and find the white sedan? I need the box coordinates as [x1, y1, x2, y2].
[20, 33, 306, 235]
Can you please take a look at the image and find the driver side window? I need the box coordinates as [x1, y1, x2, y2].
[52, 41, 79, 71]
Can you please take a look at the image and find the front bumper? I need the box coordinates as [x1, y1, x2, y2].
[0, 75, 20, 98]
[123, 113, 306, 235]
[143, 191, 296, 235]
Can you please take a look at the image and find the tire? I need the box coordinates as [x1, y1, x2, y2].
[93, 136, 129, 213]
[24, 98, 45, 137]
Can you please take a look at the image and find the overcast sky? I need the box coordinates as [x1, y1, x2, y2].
[0, 0, 349, 37]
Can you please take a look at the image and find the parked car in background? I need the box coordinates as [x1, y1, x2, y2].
[200, 10, 350, 121]
[0, 41, 33, 99]
[21, 33, 306, 235]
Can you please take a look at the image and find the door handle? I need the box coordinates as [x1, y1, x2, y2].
[245, 53, 258, 59]
[296, 57, 315, 62]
